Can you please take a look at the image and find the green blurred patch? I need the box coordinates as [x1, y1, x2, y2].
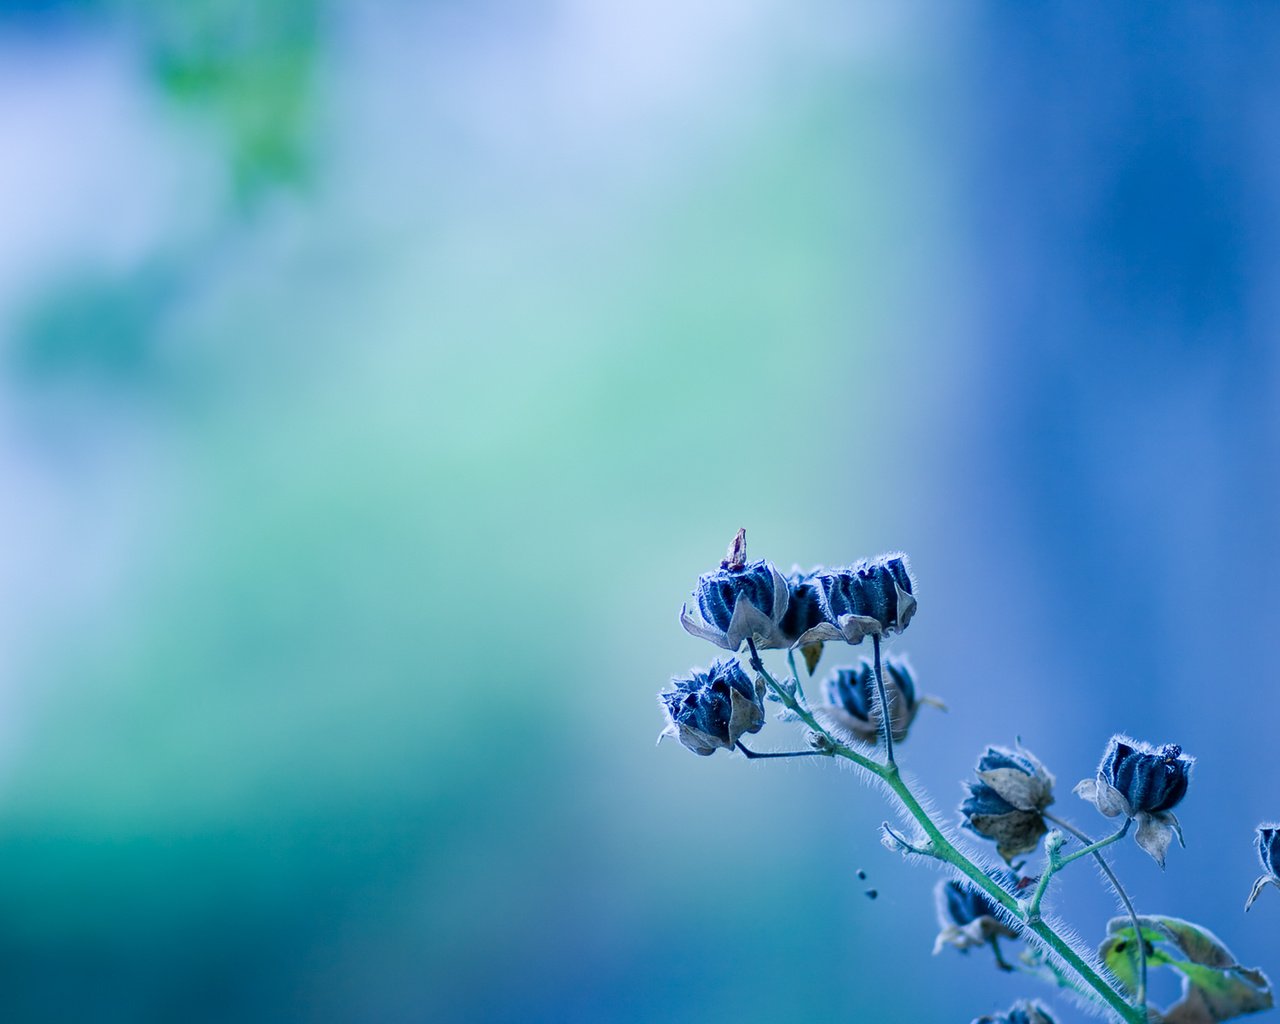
[7, 0, 324, 391]
[144, 0, 320, 201]
[9, 0, 323, 200]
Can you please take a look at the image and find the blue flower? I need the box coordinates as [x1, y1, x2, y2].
[961, 744, 1055, 863]
[820, 655, 941, 744]
[971, 1001, 1057, 1024]
[1246, 825, 1280, 911]
[794, 554, 917, 647]
[933, 874, 1019, 957]
[1074, 736, 1193, 867]
[680, 530, 791, 651]
[658, 659, 765, 756]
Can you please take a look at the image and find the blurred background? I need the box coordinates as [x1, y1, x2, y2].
[1, 2, 1278, 1021]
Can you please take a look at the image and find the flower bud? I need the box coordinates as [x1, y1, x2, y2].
[821, 655, 938, 744]
[680, 531, 791, 651]
[961, 744, 1055, 863]
[789, 554, 916, 647]
[1100, 738, 1191, 815]
[933, 875, 1018, 957]
[779, 568, 826, 644]
[1245, 824, 1280, 911]
[778, 568, 828, 674]
[657, 659, 765, 756]
[971, 1001, 1057, 1024]
[1074, 735, 1193, 867]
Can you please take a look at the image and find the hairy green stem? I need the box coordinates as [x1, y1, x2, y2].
[873, 764, 1139, 1022]
[746, 645, 881, 775]
[747, 652, 1143, 1024]
[1048, 812, 1148, 1013]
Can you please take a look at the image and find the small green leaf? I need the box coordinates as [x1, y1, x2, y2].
[1099, 924, 1172, 993]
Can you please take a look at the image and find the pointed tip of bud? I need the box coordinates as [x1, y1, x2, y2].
[722, 528, 747, 571]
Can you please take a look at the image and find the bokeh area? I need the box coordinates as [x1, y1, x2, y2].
[2, 3, 1279, 1022]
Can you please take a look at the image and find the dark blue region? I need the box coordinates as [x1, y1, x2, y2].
[1101, 739, 1189, 814]
[0, 0, 101, 23]
[959, 3, 1280, 751]
[950, 12, 1280, 1004]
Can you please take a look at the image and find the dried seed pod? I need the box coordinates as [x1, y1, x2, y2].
[961, 743, 1055, 863]
[932, 875, 1019, 957]
[679, 531, 791, 651]
[821, 655, 939, 744]
[792, 554, 916, 647]
[658, 660, 765, 757]
[1074, 736, 1193, 867]
[971, 1001, 1057, 1024]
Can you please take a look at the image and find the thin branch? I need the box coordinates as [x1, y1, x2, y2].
[1048, 811, 1149, 1013]
[736, 741, 829, 760]
[1027, 821, 1129, 919]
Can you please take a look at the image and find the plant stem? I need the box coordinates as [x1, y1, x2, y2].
[870, 633, 895, 768]
[745, 645, 1144, 1024]
[991, 934, 1014, 973]
[1027, 821, 1129, 918]
[1048, 812, 1148, 1013]
[736, 741, 830, 760]
[1057, 821, 1129, 869]
[785, 648, 807, 706]
[746, 641, 881, 775]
